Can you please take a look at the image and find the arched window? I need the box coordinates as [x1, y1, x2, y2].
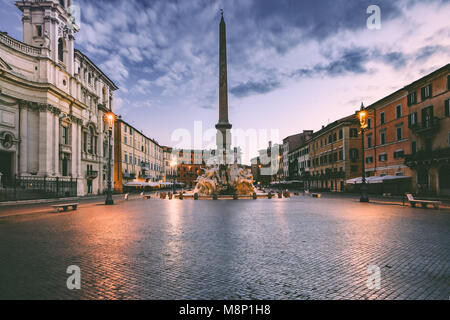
[58, 38, 64, 62]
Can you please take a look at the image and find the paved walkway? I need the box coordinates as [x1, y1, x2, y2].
[0, 195, 449, 299]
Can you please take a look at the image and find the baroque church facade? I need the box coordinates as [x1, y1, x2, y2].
[0, 0, 118, 196]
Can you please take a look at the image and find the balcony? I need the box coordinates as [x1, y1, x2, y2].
[86, 170, 98, 180]
[405, 147, 450, 167]
[123, 172, 136, 180]
[411, 118, 440, 135]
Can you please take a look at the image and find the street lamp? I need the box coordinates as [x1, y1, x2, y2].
[358, 103, 369, 203]
[170, 158, 177, 194]
[105, 113, 115, 205]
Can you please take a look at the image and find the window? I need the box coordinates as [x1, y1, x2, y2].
[422, 105, 434, 127]
[367, 118, 371, 129]
[408, 112, 418, 127]
[396, 105, 402, 119]
[62, 126, 69, 145]
[350, 128, 358, 138]
[394, 150, 405, 159]
[411, 141, 417, 154]
[407, 92, 417, 106]
[448, 75, 450, 91]
[421, 84, 432, 101]
[339, 150, 343, 160]
[380, 112, 385, 125]
[366, 156, 373, 164]
[367, 135, 372, 148]
[58, 38, 64, 62]
[351, 165, 358, 172]
[350, 148, 359, 162]
[425, 138, 432, 153]
[396, 127, 403, 141]
[88, 127, 96, 154]
[379, 153, 388, 162]
[59, 0, 65, 8]
[124, 136, 127, 145]
[83, 132, 88, 152]
[380, 131, 386, 145]
[339, 129, 343, 139]
[36, 25, 42, 37]
[124, 154, 128, 163]
[445, 99, 450, 117]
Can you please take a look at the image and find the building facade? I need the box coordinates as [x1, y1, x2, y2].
[405, 64, 450, 195]
[251, 141, 282, 186]
[162, 146, 177, 183]
[114, 118, 163, 192]
[364, 89, 412, 179]
[309, 115, 361, 192]
[282, 130, 313, 180]
[0, 0, 118, 198]
[176, 149, 206, 188]
[288, 140, 312, 189]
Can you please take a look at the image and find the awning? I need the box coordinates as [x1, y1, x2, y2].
[124, 181, 160, 187]
[346, 175, 411, 184]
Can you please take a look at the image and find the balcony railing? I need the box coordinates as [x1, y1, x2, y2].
[0, 32, 42, 56]
[405, 147, 450, 163]
[411, 118, 440, 134]
[86, 170, 98, 180]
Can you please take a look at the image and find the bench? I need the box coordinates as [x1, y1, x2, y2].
[51, 203, 78, 213]
[406, 193, 441, 209]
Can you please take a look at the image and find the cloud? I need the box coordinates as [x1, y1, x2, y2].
[415, 45, 446, 62]
[133, 79, 152, 94]
[99, 56, 129, 85]
[230, 79, 282, 98]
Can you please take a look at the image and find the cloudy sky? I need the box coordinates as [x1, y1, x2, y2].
[1, 0, 449, 163]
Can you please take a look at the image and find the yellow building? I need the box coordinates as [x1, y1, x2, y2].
[114, 117, 163, 192]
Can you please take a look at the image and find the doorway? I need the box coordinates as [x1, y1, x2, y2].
[0, 151, 13, 186]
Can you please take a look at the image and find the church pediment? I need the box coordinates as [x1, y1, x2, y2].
[0, 57, 12, 71]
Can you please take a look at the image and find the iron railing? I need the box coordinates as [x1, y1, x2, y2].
[0, 175, 77, 202]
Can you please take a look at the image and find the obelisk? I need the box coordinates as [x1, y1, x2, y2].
[215, 9, 232, 165]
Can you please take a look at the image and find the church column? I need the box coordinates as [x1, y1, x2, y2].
[67, 34, 75, 76]
[19, 104, 28, 175]
[53, 112, 60, 176]
[38, 105, 53, 176]
[71, 119, 78, 177]
[77, 122, 82, 177]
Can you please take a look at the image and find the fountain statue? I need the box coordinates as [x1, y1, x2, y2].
[194, 164, 255, 196]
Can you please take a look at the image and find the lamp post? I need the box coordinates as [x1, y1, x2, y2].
[105, 113, 115, 205]
[358, 103, 369, 203]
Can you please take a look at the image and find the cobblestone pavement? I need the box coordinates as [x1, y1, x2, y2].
[0, 196, 449, 300]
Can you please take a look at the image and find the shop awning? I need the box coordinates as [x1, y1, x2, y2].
[346, 175, 411, 184]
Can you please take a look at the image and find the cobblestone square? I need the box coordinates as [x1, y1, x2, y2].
[0, 196, 449, 300]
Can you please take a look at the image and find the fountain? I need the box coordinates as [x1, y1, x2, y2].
[192, 11, 256, 197]
[194, 164, 255, 196]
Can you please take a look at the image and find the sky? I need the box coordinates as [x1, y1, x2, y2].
[1, 0, 449, 164]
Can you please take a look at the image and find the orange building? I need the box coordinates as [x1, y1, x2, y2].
[405, 64, 450, 195]
[176, 149, 206, 189]
[364, 88, 413, 178]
